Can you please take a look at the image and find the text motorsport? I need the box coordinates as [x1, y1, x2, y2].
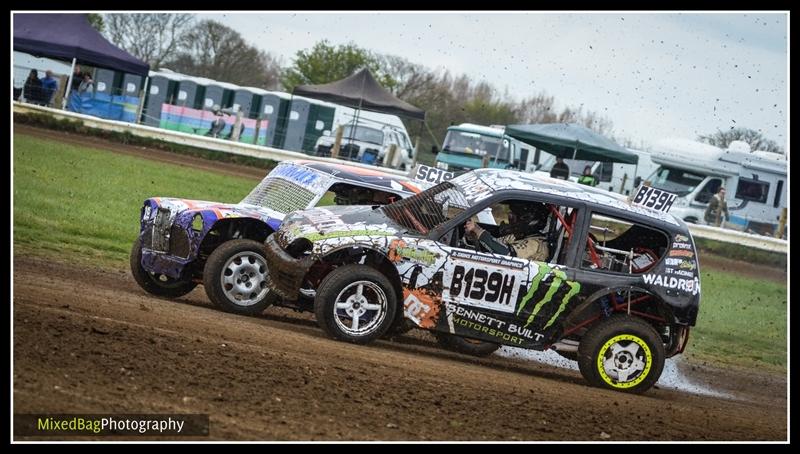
[14, 414, 210, 437]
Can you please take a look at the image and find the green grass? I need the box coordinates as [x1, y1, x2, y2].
[686, 269, 786, 371]
[14, 133, 257, 267]
[13, 131, 787, 372]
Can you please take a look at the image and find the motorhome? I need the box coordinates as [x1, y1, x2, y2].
[645, 138, 787, 236]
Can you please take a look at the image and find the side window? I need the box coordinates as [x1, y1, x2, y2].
[582, 213, 668, 274]
[695, 178, 722, 204]
[736, 178, 770, 203]
[452, 199, 577, 266]
[317, 183, 400, 207]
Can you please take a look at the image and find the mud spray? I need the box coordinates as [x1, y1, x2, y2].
[497, 346, 730, 398]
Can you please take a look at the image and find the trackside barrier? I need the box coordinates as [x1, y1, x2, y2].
[686, 223, 786, 254]
[12, 102, 788, 255]
[12, 102, 407, 177]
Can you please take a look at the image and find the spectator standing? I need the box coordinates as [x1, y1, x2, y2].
[40, 70, 58, 106]
[78, 73, 94, 94]
[550, 157, 570, 180]
[23, 69, 43, 104]
[704, 187, 729, 227]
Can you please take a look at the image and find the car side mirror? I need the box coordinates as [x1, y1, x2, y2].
[634, 176, 642, 188]
[431, 145, 439, 154]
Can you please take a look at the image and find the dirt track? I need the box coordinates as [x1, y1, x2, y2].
[13, 256, 786, 441]
[13, 126, 787, 440]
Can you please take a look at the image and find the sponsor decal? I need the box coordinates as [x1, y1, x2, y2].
[388, 239, 436, 265]
[457, 173, 494, 202]
[515, 265, 582, 330]
[142, 205, 152, 221]
[271, 163, 322, 188]
[302, 229, 394, 242]
[668, 249, 694, 258]
[450, 250, 525, 269]
[642, 273, 700, 295]
[631, 185, 677, 213]
[674, 234, 689, 242]
[665, 269, 695, 278]
[445, 302, 544, 345]
[664, 258, 696, 269]
[671, 241, 692, 250]
[403, 290, 439, 329]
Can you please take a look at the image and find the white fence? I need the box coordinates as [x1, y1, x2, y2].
[13, 101, 787, 254]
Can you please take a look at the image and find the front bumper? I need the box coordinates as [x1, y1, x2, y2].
[263, 235, 314, 301]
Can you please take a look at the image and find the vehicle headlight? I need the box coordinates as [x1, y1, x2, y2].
[436, 162, 449, 170]
[191, 213, 204, 231]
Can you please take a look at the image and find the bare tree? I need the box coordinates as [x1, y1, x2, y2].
[698, 127, 784, 154]
[103, 14, 193, 69]
[167, 20, 282, 89]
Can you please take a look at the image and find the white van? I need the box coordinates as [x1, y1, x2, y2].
[645, 138, 787, 236]
[315, 108, 415, 170]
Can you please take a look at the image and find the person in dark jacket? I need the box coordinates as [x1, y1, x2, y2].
[23, 69, 43, 104]
[550, 157, 570, 180]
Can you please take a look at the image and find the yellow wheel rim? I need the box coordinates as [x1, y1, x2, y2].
[596, 334, 652, 389]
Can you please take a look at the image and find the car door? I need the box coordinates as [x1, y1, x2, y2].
[436, 197, 583, 348]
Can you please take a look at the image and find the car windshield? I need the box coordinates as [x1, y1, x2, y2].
[241, 165, 325, 213]
[646, 166, 706, 197]
[442, 130, 506, 161]
[342, 125, 384, 145]
[381, 181, 470, 235]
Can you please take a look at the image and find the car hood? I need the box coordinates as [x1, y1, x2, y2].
[276, 205, 408, 247]
[145, 197, 284, 229]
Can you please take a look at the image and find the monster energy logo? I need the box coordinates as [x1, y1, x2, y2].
[515, 264, 581, 330]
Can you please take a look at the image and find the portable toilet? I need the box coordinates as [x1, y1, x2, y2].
[143, 70, 183, 128]
[266, 92, 293, 149]
[281, 96, 312, 153]
[302, 98, 336, 153]
[120, 73, 143, 123]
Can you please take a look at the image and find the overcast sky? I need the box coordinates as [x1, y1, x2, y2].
[197, 11, 788, 151]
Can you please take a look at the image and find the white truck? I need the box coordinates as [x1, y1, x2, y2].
[644, 138, 787, 236]
[314, 110, 416, 170]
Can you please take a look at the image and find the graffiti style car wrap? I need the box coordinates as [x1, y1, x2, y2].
[265, 168, 701, 393]
[132, 160, 424, 314]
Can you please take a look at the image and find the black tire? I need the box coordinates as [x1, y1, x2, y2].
[203, 239, 276, 315]
[435, 332, 500, 357]
[129, 237, 197, 298]
[314, 264, 397, 344]
[577, 315, 665, 394]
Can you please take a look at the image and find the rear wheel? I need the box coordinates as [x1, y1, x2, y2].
[577, 315, 665, 394]
[435, 332, 500, 357]
[203, 239, 276, 315]
[314, 265, 397, 344]
[130, 237, 197, 298]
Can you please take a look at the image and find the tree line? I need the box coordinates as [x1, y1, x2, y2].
[93, 13, 784, 155]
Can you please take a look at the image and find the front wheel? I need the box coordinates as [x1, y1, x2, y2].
[130, 237, 197, 298]
[434, 332, 500, 357]
[314, 265, 397, 344]
[577, 315, 665, 394]
[203, 239, 276, 315]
